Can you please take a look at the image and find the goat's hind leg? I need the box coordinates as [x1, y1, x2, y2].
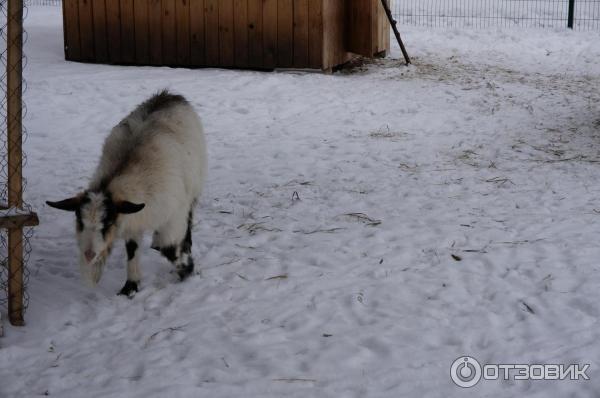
[119, 235, 142, 297]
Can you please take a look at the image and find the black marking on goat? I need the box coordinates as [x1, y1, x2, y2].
[160, 245, 178, 262]
[101, 192, 118, 238]
[126, 240, 138, 261]
[118, 280, 138, 297]
[143, 90, 188, 115]
[177, 257, 194, 281]
[74, 196, 91, 232]
[181, 210, 193, 254]
[75, 210, 83, 231]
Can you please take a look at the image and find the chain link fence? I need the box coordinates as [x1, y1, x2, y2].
[393, 0, 600, 29]
[26, 0, 61, 5]
[27, 0, 600, 30]
[1, 0, 36, 327]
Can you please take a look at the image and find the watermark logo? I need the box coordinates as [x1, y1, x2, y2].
[450, 356, 590, 388]
[450, 356, 482, 388]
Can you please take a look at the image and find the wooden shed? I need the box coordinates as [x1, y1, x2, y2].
[62, 0, 390, 71]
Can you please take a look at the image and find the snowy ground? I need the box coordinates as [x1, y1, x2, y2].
[1, 6, 600, 398]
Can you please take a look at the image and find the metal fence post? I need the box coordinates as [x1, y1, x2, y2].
[568, 0, 575, 28]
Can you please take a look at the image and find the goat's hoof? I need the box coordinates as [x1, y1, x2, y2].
[118, 280, 139, 297]
[177, 264, 194, 281]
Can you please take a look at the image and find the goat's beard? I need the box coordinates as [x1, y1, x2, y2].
[79, 248, 110, 286]
[78, 227, 117, 286]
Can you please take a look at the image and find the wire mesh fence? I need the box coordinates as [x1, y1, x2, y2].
[0, 0, 36, 326]
[0, 1, 7, 317]
[26, 0, 600, 30]
[26, 0, 61, 5]
[393, 0, 600, 30]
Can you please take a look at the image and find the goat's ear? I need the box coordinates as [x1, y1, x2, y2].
[114, 201, 145, 214]
[46, 197, 82, 212]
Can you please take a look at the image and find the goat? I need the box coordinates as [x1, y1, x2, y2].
[47, 90, 206, 296]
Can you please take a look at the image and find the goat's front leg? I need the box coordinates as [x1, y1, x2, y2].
[154, 209, 195, 281]
[119, 235, 142, 297]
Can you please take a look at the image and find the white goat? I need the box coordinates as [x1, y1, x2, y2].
[47, 90, 206, 296]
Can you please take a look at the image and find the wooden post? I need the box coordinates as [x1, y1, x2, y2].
[7, 0, 25, 326]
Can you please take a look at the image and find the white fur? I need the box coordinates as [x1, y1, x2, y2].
[91, 97, 206, 241]
[78, 192, 109, 285]
[83, 93, 206, 286]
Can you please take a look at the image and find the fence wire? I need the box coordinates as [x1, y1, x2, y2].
[0, 1, 33, 319]
[393, 0, 600, 30]
[26, 0, 60, 5]
[26, 0, 600, 30]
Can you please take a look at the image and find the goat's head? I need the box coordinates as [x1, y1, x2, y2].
[46, 191, 145, 285]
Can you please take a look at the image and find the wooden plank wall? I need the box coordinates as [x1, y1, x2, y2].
[62, 0, 389, 70]
[322, 0, 351, 70]
[372, 0, 390, 55]
[347, 0, 390, 58]
[62, 0, 80, 60]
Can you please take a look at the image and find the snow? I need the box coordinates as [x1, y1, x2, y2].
[1, 5, 600, 398]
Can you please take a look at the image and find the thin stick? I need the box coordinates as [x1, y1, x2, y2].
[380, 0, 411, 64]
